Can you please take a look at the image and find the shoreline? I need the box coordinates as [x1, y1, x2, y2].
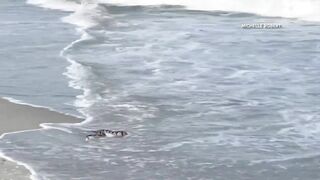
[0, 98, 83, 180]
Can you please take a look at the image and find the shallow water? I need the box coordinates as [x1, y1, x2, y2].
[1, 0, 320, 180]
[0, 0, 79, 115]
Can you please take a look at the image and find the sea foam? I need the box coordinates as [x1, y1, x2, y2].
[27, 0, 320, 26]
[62, 1, 111, 28]
[27, 0, 80, 12]
[100, 0, 320, 22]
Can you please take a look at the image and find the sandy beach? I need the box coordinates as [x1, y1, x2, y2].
[0, 158, 31, 180]
[0, 98, 82, 180]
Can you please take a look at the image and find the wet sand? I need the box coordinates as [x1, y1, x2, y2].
[0, 98, 82, 179]
[0, 158, 31, 180]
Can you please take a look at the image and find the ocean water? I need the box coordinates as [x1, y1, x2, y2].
[0, 0, 80, 116]
[1, 0, 320, 179]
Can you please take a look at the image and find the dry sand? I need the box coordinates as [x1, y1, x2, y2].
[0, 98, 82, 180]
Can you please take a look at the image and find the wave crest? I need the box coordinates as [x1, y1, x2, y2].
[27, 0, 320, 22]
[100, 0, 320, 22]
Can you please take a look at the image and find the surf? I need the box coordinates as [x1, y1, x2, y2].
[101, 0, 320, 22]
[28, 0, 320, 22]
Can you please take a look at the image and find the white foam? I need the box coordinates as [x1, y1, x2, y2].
[59, 27, 98, 118]
[62, 1, 111, 28]
[61, 58, 97, 124]
[60, 28, 92, 56]
[100, 0, 320, 22]
[2, 97, 45, 109]
[40, 123, 74, 133]
[28, 0, 112, 29]
[0, 152, 39, 180]
[62, 58, 101, 109]
[61, 38, 100, 125]
[27, 0, 80, 12]
[27, 0, 320, 22]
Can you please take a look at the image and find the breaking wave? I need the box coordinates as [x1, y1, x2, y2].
[28, 0, 320, 22]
